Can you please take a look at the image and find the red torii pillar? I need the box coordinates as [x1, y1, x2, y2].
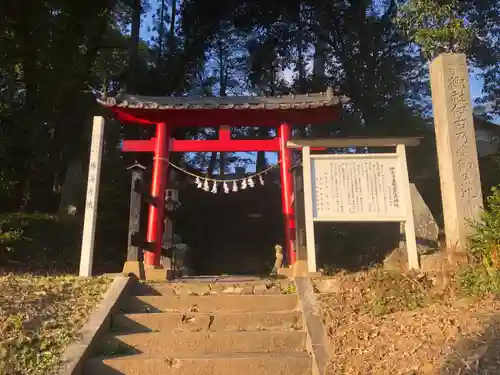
[278, 123, 296, 265]
[145, 122, 170, 267]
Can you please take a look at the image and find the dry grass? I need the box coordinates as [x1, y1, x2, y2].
[315, 268, 500, 375]
[0, 274, 112, 375]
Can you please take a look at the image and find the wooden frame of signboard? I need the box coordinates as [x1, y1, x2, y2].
[290, 138, 421, 273]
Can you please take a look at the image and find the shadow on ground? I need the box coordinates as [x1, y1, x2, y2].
[440, 312, 500, 375]
[316, 222, 400, 272]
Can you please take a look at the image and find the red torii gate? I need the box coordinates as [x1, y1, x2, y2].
[98, 90, 344, 271]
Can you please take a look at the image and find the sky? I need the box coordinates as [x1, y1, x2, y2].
[469, 72, 485, 101]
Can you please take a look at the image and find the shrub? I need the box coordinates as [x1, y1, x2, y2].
[0, 213, 81, 272]
[461, 185, 500, 296]
[469, 186, 500, 274]
[457, 265, 500, 297]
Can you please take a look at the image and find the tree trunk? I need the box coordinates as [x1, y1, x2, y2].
[219, 152, 226, 179]
[169, 0, 177, 51]
[17, 4, 42, 210]
[207, 152, 217, 178]
[52, 7, 114, 212]
[128, 0, 141, 94]
[313, 36, 327, 90]
[312, 12, 329, 137]
[296, 3, 307, 95]
[219, 56, 227, 179]
[158, 0, 166, 63]
[58, 159, 85, 215]
[256, 128, 268, 171]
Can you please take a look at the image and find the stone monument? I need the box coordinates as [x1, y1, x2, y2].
[430, 53, 483, 251]
[398, 184, 440, 253]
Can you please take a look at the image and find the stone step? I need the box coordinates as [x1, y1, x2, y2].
[112, 311, 303, 333]
[85, 353, 312, 375]
[120, 294, 299, 313]
[132, 279, 296, 296]
[97, 331, 307, 356]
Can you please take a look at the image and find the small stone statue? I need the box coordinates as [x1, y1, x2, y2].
[172, 242, 194, 277]
[270, 244, 284, 275]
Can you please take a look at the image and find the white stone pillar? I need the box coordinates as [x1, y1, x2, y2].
[429, 53, 483, 251]
[79, 116, 105, 277]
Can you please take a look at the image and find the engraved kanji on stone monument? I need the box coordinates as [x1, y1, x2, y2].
[430, 53, 483, 250]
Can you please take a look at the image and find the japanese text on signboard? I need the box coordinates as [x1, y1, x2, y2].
[312, 157, 404, 220]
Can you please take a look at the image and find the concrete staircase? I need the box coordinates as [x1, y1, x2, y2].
[84, 277, 312, 375]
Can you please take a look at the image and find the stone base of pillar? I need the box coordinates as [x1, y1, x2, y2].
[122, 261, 174, 281]
[277, 266, 292, 277]
[277, 262, 323, 278]
[122, 261, 145, 279]
[144, 266, 171, 281]
[291, 260, 311, 277]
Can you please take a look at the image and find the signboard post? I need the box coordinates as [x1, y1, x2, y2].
[301, 144, 419, 273]
[397, 144, 419, 270]
[79, 116, 105, 277]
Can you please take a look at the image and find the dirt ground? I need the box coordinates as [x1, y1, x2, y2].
[0, 274, 112, 375]
[314, 269, 500, 375]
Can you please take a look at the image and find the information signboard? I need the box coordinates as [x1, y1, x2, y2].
[301, 145, 418, 273]
[311, 155, 405, 221]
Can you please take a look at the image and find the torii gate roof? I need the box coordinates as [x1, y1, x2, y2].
[98, 89, 348, 127]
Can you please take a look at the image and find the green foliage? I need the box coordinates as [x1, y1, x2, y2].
[395, 0, 474, 59]
[0, 275, 111, 375]
[463, 0, 500, 116]
[469, 186, 500, 273]
[0, 0, 136, 211]
[0, 213, 81, 270]
[280, 282, 297, 295]
[461, 186, 500, 298]
[366, 269, 435, 316]
[316, 268, 446, 320]
[95, 338, 138, 357]
[0, 173, 16, 200]
[456, 265, 500, 297]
